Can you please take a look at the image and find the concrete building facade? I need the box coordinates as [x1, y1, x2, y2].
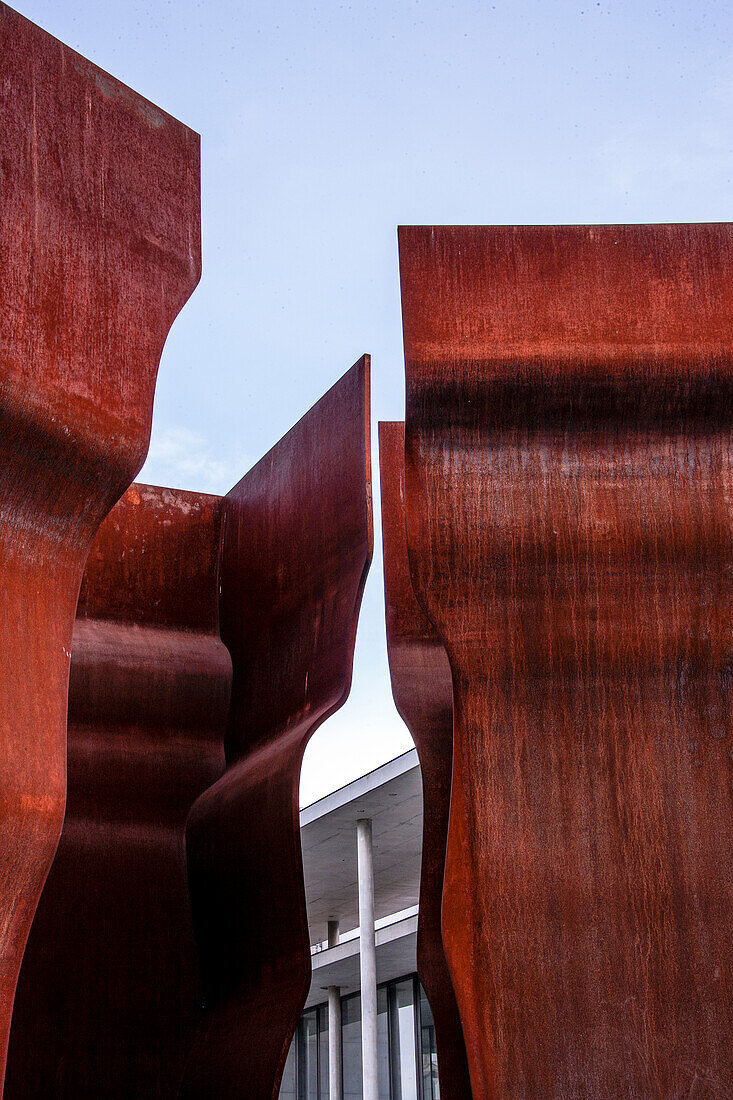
[279, 750, 440, 1099]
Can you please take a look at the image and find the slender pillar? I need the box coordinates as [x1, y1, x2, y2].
[357, 818, 378, 1100]
[328, 985, 343, 1100]
[327, 923, 343, 1099]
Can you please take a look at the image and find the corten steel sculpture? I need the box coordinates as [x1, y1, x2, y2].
[181, 357, 373, 1100]
[399, 225, 733, 1098]
[6, 486, 230, 1099]
[379, 421, 473, 1100]
[0, 6, 200, 1091]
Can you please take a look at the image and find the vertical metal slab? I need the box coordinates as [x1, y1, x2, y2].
[181, 357, 373, 1100]
[399, 225, 733, 1097]
[378, 421, 473, 1100]
[5, 486, 230, 1099]
[0, 6, 201, 1090]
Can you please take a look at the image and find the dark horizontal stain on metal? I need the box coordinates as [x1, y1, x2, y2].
[399, 223, 733, 1098]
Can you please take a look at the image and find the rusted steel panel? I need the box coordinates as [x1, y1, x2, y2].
[181, 357, 373, 1100]
[399, 225, 733, 1097]
[0, 6, 200, 1091]
[5, 485, 231, 1099]
[379, 420, 473, 1100]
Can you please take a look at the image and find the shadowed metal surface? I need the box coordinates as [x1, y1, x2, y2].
[378, 421, 473, 1100]
[6, 486, 229, 1099]
[399, 225, 733, 1097]
[181, 357, 373, 1100]
[0, 6, 200, 1091]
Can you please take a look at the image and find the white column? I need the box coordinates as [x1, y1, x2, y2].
[328, 984, 342, 1100]
[357, 817, 378, 1100]
[327, 922, 342, 1099]
[327, 919, 340, 950]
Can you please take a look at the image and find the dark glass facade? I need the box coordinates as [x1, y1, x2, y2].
[279, 1002, 329, 1100]
[279, 974, 439, 1100]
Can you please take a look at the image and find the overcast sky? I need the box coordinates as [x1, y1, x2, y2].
[17, 0, 732, 802]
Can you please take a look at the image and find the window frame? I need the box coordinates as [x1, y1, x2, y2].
[287, 973, 428, 1099]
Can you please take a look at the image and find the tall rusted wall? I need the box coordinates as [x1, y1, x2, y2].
[7, 355, 372, 1100]
[399, 224, 733, 1097]
[6, 486, 230, 1099]
[181, 357, 373, 1100]
[379, 421, 473, 1100]
[0, 6, 200, 1090]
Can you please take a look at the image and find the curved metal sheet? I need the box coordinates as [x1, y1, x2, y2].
[399, 224, 733, 1097]
[6, 485, 230, 1099]
[181, 357, 373, 1100]
[378, 420, 473, 1100]
[0, 6, 201, 1090]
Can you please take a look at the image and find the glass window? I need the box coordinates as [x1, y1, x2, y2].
[341, 993, 362, 1100]
[278, 1005, 329, 1100]
[419, 985, 440, 1100]
[282, 974, 438, 1099]
[279, 1035, 297, 1100]
[377, 985, 390, 1099]
[297, 1009, 318, 1099]
[318, 1005, 329, 1100]
[390, 978, 419, 1100]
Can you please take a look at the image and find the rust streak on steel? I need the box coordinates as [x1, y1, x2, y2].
[6, 485, 230, 1099]
[379, 421, 473, 1100]
[399, 225, 733, 1097]
[0, 6, 200, 1091]
[180, 357, 373, 1100]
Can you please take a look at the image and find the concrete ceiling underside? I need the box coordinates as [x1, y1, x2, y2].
[300, 750, 423, 945]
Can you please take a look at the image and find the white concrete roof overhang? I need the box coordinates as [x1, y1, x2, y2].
[300, 749, 423, 948]
[304, 914, 418, 1009]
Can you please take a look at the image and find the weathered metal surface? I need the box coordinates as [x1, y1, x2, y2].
[399, 225, 733, 1097]
[378, 421, 473, 1100]
[5, 485, 230, 1099]
[0, 6, 200, 1091]
[181, 357, 373, 1100]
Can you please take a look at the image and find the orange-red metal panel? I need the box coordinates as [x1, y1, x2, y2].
[181, 357, 373, 1099]
[379, 420, 473, 1100]
[399, 225, 733, 1097]
[0, 6, 200, 1090]
[5, 486, 229, 1099]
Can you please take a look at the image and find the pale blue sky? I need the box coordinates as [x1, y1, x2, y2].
[18, 0, 732, 801]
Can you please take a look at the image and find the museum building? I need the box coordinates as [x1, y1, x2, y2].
[278, 749, 439, 1099]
